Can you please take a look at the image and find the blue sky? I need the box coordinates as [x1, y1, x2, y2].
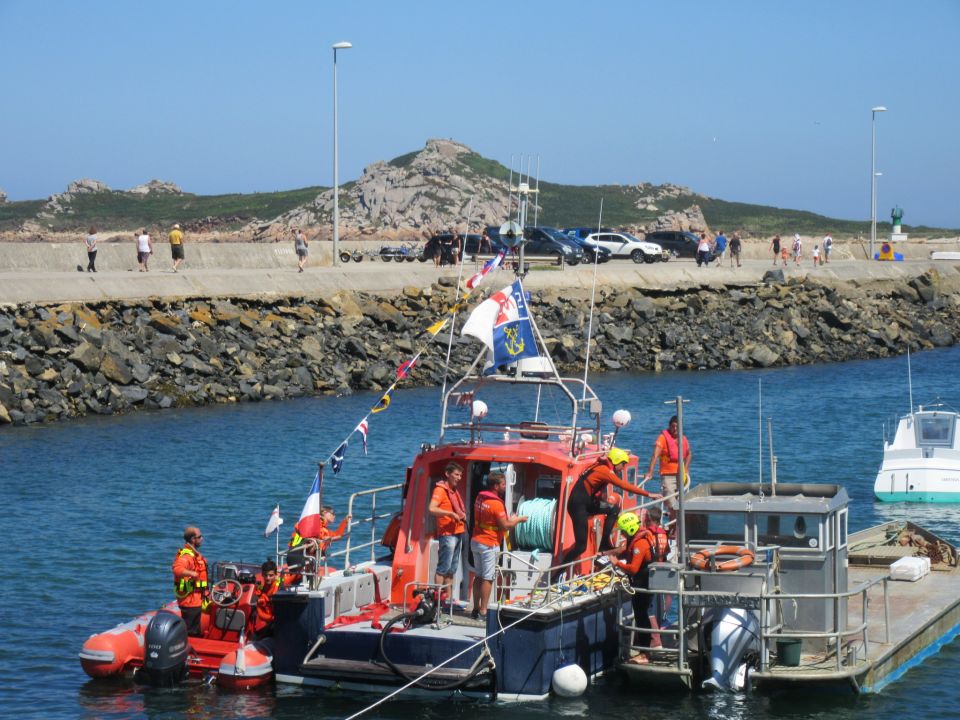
[1, 1, 958, 227]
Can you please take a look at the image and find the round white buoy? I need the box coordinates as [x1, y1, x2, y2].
[612, 409, 632, 428]
[472, 399, 488, 419]
[552, 663, 588, 697]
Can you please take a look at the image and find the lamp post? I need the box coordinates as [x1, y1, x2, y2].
[870, 106, 887, 261]
[332, 41, 352, 267]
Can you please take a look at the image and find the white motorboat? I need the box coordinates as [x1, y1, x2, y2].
[874, 402, 960, 502]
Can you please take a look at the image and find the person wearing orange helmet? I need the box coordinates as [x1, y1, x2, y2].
[557, 448, 660, 578]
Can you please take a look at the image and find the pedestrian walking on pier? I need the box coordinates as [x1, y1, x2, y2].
[85, 226, 98, 272]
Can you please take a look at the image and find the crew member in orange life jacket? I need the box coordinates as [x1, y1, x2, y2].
[610, 508, 669, 664]
[557, 448, 660, 577]
[172, 526, 208, 637]
[644, 415, 692, 517]
[251, 559, 280, 639]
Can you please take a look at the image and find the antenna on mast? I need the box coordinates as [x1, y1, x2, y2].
[581, 198, 604, 399]
[907, 346, 914, 414]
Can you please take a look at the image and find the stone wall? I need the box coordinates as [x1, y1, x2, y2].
[1, 270, 957, 426]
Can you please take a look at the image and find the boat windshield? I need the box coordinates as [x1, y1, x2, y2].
[915, 414, 955, 447]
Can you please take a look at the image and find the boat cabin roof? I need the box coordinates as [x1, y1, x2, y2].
[684, 482, 849, 515]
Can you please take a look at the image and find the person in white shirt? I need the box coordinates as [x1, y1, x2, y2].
[823, 233, 833, 263]
[136, 229, 153, 272]
[792, 234, 802, 265]
[812, 245, 820, 267]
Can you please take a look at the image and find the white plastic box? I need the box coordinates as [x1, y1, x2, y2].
[889, 556, 931, 582]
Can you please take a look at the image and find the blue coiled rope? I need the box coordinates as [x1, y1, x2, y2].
[513, 498, 557, 552]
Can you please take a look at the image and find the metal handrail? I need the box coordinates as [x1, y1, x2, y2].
[336, 483, 403, 567]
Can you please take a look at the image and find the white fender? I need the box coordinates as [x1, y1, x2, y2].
[552, 663, 588, 697]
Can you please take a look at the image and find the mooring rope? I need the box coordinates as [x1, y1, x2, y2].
[513, 498, 556, 552]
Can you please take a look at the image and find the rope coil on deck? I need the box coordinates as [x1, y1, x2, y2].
[513, 498, 556, 551]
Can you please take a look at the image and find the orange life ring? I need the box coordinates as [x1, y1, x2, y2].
[690, 545, 754, 572]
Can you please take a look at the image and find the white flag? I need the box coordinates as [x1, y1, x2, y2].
[264, 505, 284, 537]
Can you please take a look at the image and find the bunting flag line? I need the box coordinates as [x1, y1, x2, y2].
[397, 353, 421, 379]
[466, 251, 505, 290]
[355, 418, 369, 455]
[330, 441, 348, 474]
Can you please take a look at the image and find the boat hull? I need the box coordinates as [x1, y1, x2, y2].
[873, 463, 960, 502]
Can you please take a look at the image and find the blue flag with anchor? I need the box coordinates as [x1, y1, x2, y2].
[330, 441, 347, 474]
[462, 280, 539, 369]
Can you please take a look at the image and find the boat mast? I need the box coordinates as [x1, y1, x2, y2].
[907, 346, 914, 414]
[581, 198, 604, 400]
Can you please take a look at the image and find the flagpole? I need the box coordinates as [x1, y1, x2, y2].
[275, 503, 281, 565]
[440, 199, 474, 401]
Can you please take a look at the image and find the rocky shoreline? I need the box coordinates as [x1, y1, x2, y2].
[1, 270, 957, 427]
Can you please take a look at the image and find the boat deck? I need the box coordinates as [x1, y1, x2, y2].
[621, 530, 960, 692]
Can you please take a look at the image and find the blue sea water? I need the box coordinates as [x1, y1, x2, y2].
[2, 347, 960, 720]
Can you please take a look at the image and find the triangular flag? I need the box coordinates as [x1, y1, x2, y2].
[264, 505, 283, 537]
[371, 391, 392, 414]
[426, 318, 448, 336]
[466, 251, 505, 290]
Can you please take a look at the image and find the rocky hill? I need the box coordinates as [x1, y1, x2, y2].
[2, 139, 949, 241]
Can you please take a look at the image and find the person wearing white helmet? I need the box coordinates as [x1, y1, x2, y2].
[557, 447, 660, 579]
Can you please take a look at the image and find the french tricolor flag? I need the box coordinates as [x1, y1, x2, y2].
[296, 472, 322, 537]
[466, 251, 505, 290]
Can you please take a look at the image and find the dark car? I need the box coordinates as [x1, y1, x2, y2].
[564, 234, 612, 263]
[644, 230, 712, 261]
[521, 227, 585, 266]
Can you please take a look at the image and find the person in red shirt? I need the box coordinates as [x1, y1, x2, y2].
[428, 463, 467, 601]
[172, 526, 208, 637]
[470, 472, 528, 620]
[557, 448, 660, 578]
[643, 415, 692, 519]
[251, 559, 280, 639]
[610, 508, 668, 663]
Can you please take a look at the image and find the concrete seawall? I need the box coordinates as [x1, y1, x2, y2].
[3, 242, 960, 305]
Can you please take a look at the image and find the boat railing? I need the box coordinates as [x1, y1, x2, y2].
[490, 550, 626, 612]
[278, 483, 402, 590]
[335, 483, 403, 567]
[616, 565, 892, 676]
[442, 419, 604, 447]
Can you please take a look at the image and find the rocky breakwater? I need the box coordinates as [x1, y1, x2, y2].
[0, 270, 958, 427]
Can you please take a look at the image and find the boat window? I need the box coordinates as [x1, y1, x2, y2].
[916, 416, 955, 447]
[685, 512, 747, 545]
[838, 509, 848, 548]
[536, 472, 561, 500]
[755, 513, 823, 549]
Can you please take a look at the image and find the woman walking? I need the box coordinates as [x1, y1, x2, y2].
[294, 229, 308, 272]
[85, 226, 98, 272]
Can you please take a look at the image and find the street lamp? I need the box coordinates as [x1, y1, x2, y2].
[870, 105, 887, 261]
[332, 41, 352, 267]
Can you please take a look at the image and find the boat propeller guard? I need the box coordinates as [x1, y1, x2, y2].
[690, 545, 755, 572]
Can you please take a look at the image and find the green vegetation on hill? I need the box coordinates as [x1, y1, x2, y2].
[0, 186, 326, 232]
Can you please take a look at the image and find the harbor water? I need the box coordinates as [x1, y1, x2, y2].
[2, 347, 960, 719]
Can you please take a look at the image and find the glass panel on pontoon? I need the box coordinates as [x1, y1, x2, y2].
[755, 513, 823, 549]
[685, 512, 747, 545]
[915, 415, 955, 447]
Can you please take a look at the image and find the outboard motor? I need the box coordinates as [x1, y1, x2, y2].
[701, 608, 760, 692]
[141, 610, 189, 686]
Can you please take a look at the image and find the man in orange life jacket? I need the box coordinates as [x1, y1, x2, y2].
[251, 559, 280, 639]
[470, 472, 528, 620]
[610, 508, 669, 664]
[644, 415, 692, 520]
[557, 447, 660, 578]
[172, 526, 209, 637]
[428, 463, 467, 601]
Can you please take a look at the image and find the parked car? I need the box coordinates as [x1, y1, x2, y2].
[564, 234, 612, 263]
[522, 227, 585, 266]
[585, 231, 665, 263]
[643, 230, 709, 260]
[562, 227, 615, 241]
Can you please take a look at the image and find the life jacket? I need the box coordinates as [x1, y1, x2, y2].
[473, 489, 506, 545]
[660, 430, 689, 464]
[173, 546, 209, 605]
[638, 526, 670, 562]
